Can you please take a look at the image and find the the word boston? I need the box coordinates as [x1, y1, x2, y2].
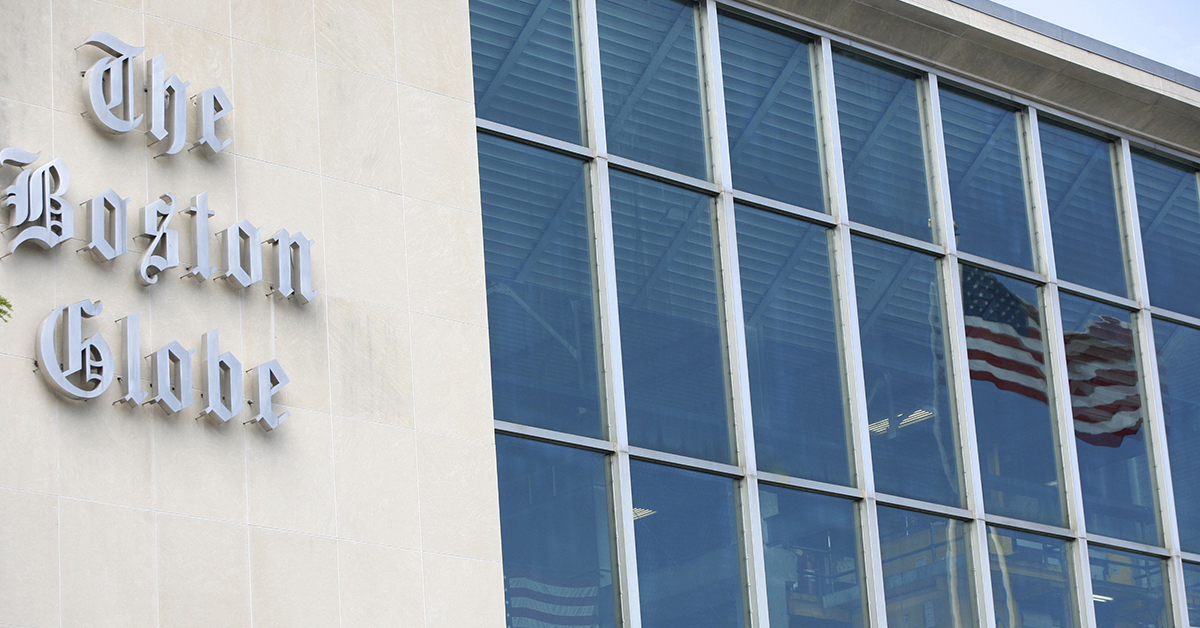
[4, 33, 317, 431]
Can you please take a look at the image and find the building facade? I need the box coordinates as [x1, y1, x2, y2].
[3, 0, 1200, 627]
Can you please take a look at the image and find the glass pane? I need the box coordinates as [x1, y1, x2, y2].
[759, 485, 866, 628]
[1039, 122, 1127, 296]
[630, 461, 745, 628]
[479, 134, 604, 439]
[719, 13, 824, 211]
[853, 236, 961, 506]
[496, 436, 617, 628]
[1152, 318, 1200, 553]
[1060, 293, 1158, 545]
[834, 51, 931, 241]
[987, 527, 1074, 628]
[1184, 562, 1200, 628]
[878, 507, 977, 628]
[597, 0, 708, 179]
[610, 171, 730, 462]
[1133, 151, 1200, 318]
[737, 205, 850, 485]
[962, 265, 1063, 526]
[1089, 546, 1167, 628]
[940, 88, 1033, 269]
[471, 0, 582, 144]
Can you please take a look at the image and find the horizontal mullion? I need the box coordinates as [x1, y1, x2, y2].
[477, 117, 593, 159]
[1055, 279, 1139, 310]
[606, 154, 720, 195]
[494, 420, 616, 453]
[1147, 305, 1200, 330]
[1181, 551, 1200, 564]
[1086, 533, 1172, 558]
[627, 446, 745, 478]
[955, 251, 1047, 285]
[983, 513, 1076, 540]
[873, 492, 975, 521]
[847, 221, 945, 256]
[730, 189, 836, 227]
[755, 471, 863, 501]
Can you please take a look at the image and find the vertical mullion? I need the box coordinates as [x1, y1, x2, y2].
[1021, 106, 1098, 628]
[1115, 138, 1188, 628]
[813, 35, 888, 628]
[578, 1, 641, 626]
[695, 3, 770, 628]
[921, 73, 996, 628]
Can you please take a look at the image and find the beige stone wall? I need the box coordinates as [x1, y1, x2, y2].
[0, 1, 503, 626]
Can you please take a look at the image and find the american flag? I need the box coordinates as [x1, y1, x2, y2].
[505, 574, 601, 628]
[962, 265, 1141, 447]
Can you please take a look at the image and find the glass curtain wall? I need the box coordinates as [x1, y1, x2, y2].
[472, 0, 1198, 626]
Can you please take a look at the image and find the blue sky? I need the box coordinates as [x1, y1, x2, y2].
[988, 0, 1200, 77]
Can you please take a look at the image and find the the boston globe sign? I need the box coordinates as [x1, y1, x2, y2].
[5, 33, 315, 430]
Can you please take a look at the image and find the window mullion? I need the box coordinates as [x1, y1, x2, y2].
[1022, 106, 1099, 628]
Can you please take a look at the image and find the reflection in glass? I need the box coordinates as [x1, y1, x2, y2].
[1152, 318, 1200, 553]
[1059, 293, 1158, 545]
[878, 507, 977, 628]
[610, 171, 730, 463]
[1039, 122, 1127, 296]
[961, 266, 1063, 526]
[1089, 546, 1167, 628]
[597, 0, 708, 179]
[853, 236, 961, 506]
[834, 51, 931, 241]
[1133, 151, 1200, 318]
[987, 527, 1074, 628]
[737, 206, 850, 485]
[719, 13, 824, 211]
[496, 436, 617, 628]
[479, 134, 604, 438]
[631, 461, 745, 628]
[1184, 562, 1200, 628]
[759, 485, 865, 628]
[471, 0, 583, 144]
[940, 88, 1032, 269]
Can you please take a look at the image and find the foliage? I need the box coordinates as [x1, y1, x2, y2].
[0, 295, 11, 322]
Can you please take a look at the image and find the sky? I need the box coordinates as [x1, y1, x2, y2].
[987, 0, 1200, 78]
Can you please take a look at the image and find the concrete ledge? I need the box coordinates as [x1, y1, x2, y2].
[747, 0, 1200, 156]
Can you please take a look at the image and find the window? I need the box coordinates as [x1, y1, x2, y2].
[472, 1, 1199, 626]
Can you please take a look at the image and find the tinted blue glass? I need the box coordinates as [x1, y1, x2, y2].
[610, 171, 730, 463]
[853, 236, 960, 506]
[1059, 293, 1158, 545]
[479, 134, 603, 438]
[759, 485, 866, 628]
[1089, 547, 1167, 628]
[1152, 318, 1200, 553]
[941, 88, 1033, 269]
[597, 0, 708, 179]
[987, 527, 1074, 628]
[962, 266, 1063, 526]
[1133, 151, 1200, 318]
[736, 205, 850, 485]
[834, 51, 931, 240]
[630, 461, 745, 628]
[878, 507, 977, 628]
[719, 13, 824, 211]
[471, 0, 582, 144]
[1039, 122, 1127, 296]
[1184, 562, 1200, 627]
[496, 436, 617, 628]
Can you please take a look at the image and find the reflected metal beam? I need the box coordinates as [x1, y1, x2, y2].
[1138, 172, 1192, 240]
[606, 6, 691, 138]
[514, 172, 587, 283]
[858, 252, 920, 335]
[952, 116, 1009, 192]
[843, 84, 909, 182]
[1048, 143, 1108, 220]
[743, 224, 822, 328]
[728, 43, 807, 162]
[629, 196, 709, 310]
[476, 0, 558, 114]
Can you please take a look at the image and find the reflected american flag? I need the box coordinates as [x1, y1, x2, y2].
[505, 574, 601, 628]
[962, 265, 1141, 447]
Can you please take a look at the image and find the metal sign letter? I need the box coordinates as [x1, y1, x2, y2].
[248, 360, 289, 431]
[137, 193, 180, 286]
[184, 192, 217, 280]
[269, 229, 318, 304]
[199, 330, 243, 423]
[146, 54, 189, 156]
[196, 87, 232, 155]
[146, 341, 193, 415]
[35, 300, 115, 401]
[220, 219, 262, 289]
[84, 189, 129, 262]
[117, 313, 149, 406]
[81, 33, 145, 134]
[2, 148, 74, 253]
